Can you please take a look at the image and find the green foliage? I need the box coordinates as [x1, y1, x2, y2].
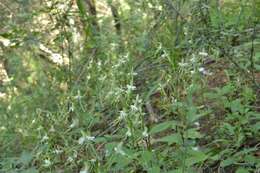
[0, 0, 259, 172]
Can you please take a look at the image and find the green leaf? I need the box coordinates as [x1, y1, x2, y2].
[148, 166, 160, 173]
[219, 84, 235, 95]
[230, 99, 243, 113]
[157, 134, 182, 145]
[255, 52, 260, 59]
[220, 158, 235, 167]
[255, 64, 260, 71]
[150, 121, 176, 134]
[76, 0, 87, 17]
[168, 168, 182, 173]
[186, 151, 208, 166]
[187, 106, 197, 123]
[20, 151, 33, 166]
[185, 128, 203, 139]
[21, 167, 38, 173]
[187, 108, 210, 124]
[236, 168, 250, 173]
[140, 150, 153, 163]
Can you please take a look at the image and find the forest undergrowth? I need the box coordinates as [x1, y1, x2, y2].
[0, 0, 260, 173]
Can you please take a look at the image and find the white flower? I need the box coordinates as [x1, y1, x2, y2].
[0, 126, 6, 131]
[130, 105, 138, 112]
[78, 135, 95, 145]
[199, 52, 208, 56]
[178, 62, 188, 67]
[0, 37, 11, 47]
[190, 54, 196, 63]
[194, 122, 200, 127]
[0, 92, 7, 99]
[57, 3, 67, 11]
[67, 156, 73, 162]
[126, 128, 132, 137]
[198, 67, 206, 73]
[49, 126, 55, 132]
[119, 111, 127, 119]
[78, 136, 85, 145]
[51, 53, 63, 65]
[114, 143, 126, 156]
[54, 149, 63, 154]
[69, 119, 79, 128]
[43, 159, 51, 167]
[126, 85, 136, 92]
[41, 134, 49, 142]
[86, 136, 95, 141]
[198, 67, 212, 75]
[142, 127, 148, 137]
[90, 159, 96, 162]
[192, 146, 199, 151]
[46, 1, 52, 7]
[172, 97, 177, 103]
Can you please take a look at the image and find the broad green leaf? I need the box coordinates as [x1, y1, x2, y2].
[150, 121, 176, 134]
[255, 64, 260, 71]
[20, 151, 33, 166]
[157, 134, 182, 145]
[186, 151, 208, 166]
[220, 158, 236, 167]
[140, 150, 153, 163]
[230, 99, 243, 113]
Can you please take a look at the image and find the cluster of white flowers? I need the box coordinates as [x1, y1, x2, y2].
[41, 134, 49, 142]
[67, 156, 74, 162]
[127, 72, 138, 76]
[129, 95, 142, 113]
[39, 43, 66, 66]
[67, 151, 78, 162]
[112, 53, 129, 69]
[78, 135, 95, 145]
[178, 61, 189, 67]
[130, 104, 138, 112]
[0, 36, 16, 47]
[119, 110, 127, 120]
[198, 67, 212, 76]
[126, 84, 136, 94]
[53, 149, 63, 154]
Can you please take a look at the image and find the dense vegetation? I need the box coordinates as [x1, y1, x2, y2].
[0, 0, 260, 172]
